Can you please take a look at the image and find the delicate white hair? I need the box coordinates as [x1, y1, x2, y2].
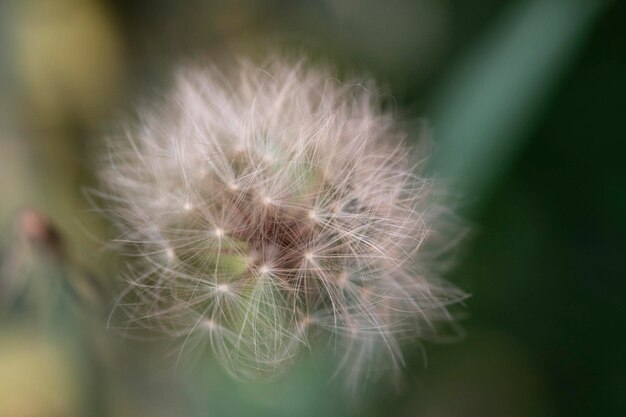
[98, 56, 465, 385]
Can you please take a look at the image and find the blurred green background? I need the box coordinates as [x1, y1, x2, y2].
[0, 0, 624, 416]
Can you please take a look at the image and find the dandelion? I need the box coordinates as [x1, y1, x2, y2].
[98, 56, 465, 383]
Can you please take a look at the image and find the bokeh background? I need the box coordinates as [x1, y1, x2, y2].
[0, 0, 624, 416]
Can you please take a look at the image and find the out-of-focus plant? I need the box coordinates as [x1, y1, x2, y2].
[0, 327, 80, 417]
[430, 0, 609, 206]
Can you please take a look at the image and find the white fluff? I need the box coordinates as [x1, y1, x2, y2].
[98, 57, 465, 384]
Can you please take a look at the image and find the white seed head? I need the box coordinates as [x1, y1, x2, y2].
[99, 56, 466, 384]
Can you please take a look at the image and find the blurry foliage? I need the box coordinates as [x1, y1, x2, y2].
[0, 327, 80, 417]
[0, 0, 624, 416]
[430, 0, 608, 202]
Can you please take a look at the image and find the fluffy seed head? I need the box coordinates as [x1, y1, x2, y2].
[99, 57, 465, 383]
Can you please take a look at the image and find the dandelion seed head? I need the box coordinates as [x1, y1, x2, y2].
[98, 55, 466, 385]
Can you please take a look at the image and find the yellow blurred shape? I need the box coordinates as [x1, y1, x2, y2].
[0, 328, 79, 417]
[13, 0, 124, 125]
